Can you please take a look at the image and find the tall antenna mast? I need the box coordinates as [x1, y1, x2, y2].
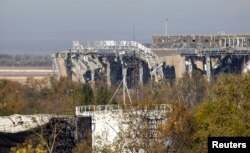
[165, 18, 168, 36]
[133, 26, 135, 41]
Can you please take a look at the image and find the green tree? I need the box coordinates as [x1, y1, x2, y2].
[191, 99, 250, 152]
[0, 80, 24, 115]
[82, 83, 94, 105]
[164, 73, 250, 153]
[95, 83, 115, 105]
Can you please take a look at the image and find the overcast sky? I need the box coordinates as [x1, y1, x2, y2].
[0, 0, 250, 54]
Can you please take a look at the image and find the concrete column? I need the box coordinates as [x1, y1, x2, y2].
[139, 62, 143, 85]
[106, 61, 111, 87]
[233, 38, 235, 48]
[122, 66, 127, 105]
[240, 39, 243, 47]
[189, 58, 193, 76]
[224, 38, 227, 47]
[154, 70, 158, 82]
[75, 118, 78, 141]
[206, 56, 211, 82]
[237, 38, 239, 47]
[242, 38, 245, 47]
[203, 57, 206, 74]
[91, 69, 95, 85]
[150, 66, 156, 82]
[186, 58, 193, 77]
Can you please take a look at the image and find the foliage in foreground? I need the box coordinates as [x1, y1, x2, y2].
[164, 73, 250, 153]
[2, 72, 250, 152]
[0, 76, 115, 115]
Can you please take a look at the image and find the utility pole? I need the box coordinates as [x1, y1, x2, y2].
[133, 26, 135, 41]
[165, 18, 168, 36]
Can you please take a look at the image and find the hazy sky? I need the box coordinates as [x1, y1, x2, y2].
[0, 0, 250, 54]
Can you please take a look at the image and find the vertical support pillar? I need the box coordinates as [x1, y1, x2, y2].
[150, 66, 157, 82]
[185, 57, 193, 77]
[139, 62, 143, 85]
[122, 66, 127, 105]
[91, 69, 95, 86]
[237, 38, 239, 47]
[203, 57, 206, 75]
[232, 38, 235, 48]
[154, 70, 158, 82]
[189, 58, 193, 76]
[106, 61, 111, 87]
[224, 38, 227, 47]
[206, 56, 211, 82]
[75, 117, 78, 142]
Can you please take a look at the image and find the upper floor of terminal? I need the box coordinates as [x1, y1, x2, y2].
[152, 34, 250, 49]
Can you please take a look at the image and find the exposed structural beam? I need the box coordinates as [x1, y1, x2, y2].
[91, 69, 95, 86]
[121, 66, 132, 105]
[139, 62, 143, 86]
[106, 61, 111, 87]
[187, 58, 193, 77]
[150, 63, 163, 82]
[122, 66, 127, 105]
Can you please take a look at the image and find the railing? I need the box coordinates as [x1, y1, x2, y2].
[75, 104, 172, 116]
[76, 105, 121, 113]
[199, 47, 250, 55]
[79, 40, 157, 58]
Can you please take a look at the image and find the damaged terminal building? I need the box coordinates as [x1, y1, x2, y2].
[52, 34, 250, 86]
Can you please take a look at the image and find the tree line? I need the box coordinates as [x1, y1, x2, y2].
[0, 76, 116, 116]
[0, 54, 52, 66]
